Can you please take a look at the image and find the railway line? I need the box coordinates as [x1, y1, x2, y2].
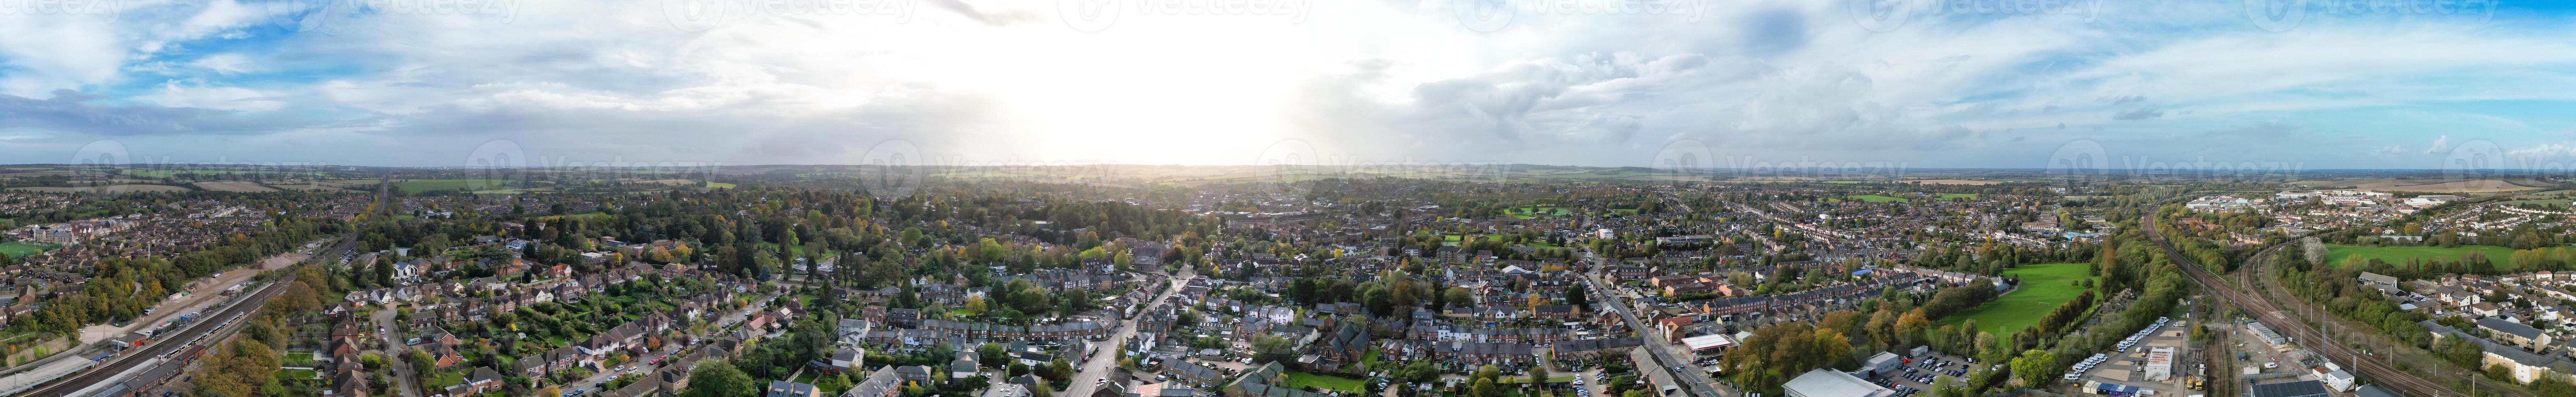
[11, 280, 286, 397]
[2142, 215, 2523, 397]
[2233, 236, 2535, 397]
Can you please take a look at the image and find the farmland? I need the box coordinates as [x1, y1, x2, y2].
[392, 179, 512, 192]
[1946, 263, 2096, 335]
[1843, 195, 1910, 203]
[2323, 244, 2520, 270]
[8, 185, 192, 193]
[194, 181, 280, 192]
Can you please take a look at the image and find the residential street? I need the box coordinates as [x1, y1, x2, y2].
[1062, 266, 1195, 397]
[373, 307, 424, 397]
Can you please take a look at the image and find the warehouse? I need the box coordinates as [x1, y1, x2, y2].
[1781, 368, 1893, 397]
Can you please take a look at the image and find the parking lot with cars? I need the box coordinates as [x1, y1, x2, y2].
[1870, 352, 1978, 396]
[2066, 317, 2197, 396]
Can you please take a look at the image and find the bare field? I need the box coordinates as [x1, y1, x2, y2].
[195, 181, 280, 192]
[9, 184, 192, 193]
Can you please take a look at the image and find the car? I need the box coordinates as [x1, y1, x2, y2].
[1574, 379, 1584, 385]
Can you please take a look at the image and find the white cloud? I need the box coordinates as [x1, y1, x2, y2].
[3, 0, 2576, 166]
[2425, 135, 2451, 154]
[189, 53, 255, 75]
[2509, 142, 2576, 158]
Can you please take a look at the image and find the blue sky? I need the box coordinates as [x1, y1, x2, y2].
[3, 0, 2575, 170]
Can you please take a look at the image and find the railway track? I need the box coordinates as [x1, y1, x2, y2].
[2233, 236, 2534, 397]
[2142, 215, 2521, 397]
[15, 281, 286, 397]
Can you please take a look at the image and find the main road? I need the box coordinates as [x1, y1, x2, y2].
[1581, 274, 1731, 397]
[2141, 215, 2520, 397]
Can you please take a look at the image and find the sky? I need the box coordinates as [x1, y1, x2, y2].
[3, 0, 2575, 171]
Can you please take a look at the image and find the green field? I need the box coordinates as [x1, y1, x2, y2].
[1945, 263, 2096, 335]
[0, 241, 56, 258]
[1844, 195, 1910, 203]
[1284, 371, 1365, 393]
[2324, 244, 2520, 270]
[394, 179, 511, 191]
[1938, 193, 1978, 199]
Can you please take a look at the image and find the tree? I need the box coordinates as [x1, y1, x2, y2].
[682, 360, 757, 397]
[2010, 350, 2055, 386]
[1566, 282, 1589, 309]
[1252, 336, 1297, 365]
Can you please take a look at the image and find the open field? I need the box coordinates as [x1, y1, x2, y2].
[393, 179, 510, 191]
[0, 241, 58, 258]
[634, 179, 697, 186]
[2505, 191, 2576, 206]
[1899, 179, 2000, 185]
[268, 184, 357, 191]
[1938, 193, 1978, 199]
[2292, 178, 2544, 193]
[9, 184, 192, 193]
[1946, 263, 2096, 335]
[2324, 244, 2519, 270]
[706, 182, 736, 188]
[194, 181, 280, 192]
[1844, 195, 1910, 203]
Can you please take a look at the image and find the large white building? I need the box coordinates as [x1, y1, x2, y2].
[1782, 368, 1893, 397]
